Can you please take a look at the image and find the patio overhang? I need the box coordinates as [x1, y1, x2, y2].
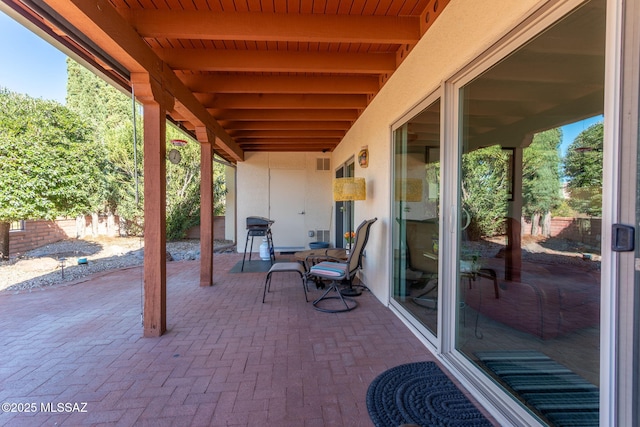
[0, 0, 450, 161]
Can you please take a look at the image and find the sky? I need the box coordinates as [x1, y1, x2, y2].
[559, 115, 603, 156]
[0, 11, 68, 104]
[0, 9, 602, 153]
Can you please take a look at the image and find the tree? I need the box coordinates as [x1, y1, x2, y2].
[66, 59, 131, 140]
[213, 161, 227, 216]
[66, 59, 228, 238]
[522, 129, 563, 235]
[67, 59, 144, 231]
[0, 88, 105, 258]
[165, 127, 228, 240]
[102, 119, 144, 234]
[564, 122, 603, 217]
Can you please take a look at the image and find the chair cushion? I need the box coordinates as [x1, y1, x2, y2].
[309, 261, 347, 278]
[268, 262, 306, 274]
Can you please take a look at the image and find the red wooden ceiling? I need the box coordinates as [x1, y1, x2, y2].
[2, 0, 449, 162]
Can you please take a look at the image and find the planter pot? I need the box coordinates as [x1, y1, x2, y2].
[309, 242, 330, 249]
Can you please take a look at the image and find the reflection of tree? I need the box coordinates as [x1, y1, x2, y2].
[461, 146, 509, 239]
[424, 162, 440, 218]
[522, 129, 563, 236]
[564, 123, 603, 217]
[463, 129, 563, 239]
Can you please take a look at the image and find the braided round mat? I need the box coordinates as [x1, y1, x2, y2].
[366, 362, 493, 427]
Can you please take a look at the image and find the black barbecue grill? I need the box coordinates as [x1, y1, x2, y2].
[246, 216, 274, 231]
[241, 216, 275, 271]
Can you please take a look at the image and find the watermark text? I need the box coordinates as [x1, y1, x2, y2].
[2, 402, 88, 413]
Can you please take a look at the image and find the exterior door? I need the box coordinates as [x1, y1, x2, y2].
[269, 169, 306, 250]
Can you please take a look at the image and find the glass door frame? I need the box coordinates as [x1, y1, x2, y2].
[609, 0, 640, 424]
[435, 1, 616, 426]
[389, 89, 443, 351]
[385, 0, 631, 424]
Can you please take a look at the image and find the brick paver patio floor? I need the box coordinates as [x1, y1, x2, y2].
[0, 253, 495, 426]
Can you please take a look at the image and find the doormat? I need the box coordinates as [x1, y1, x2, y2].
[476, 350, 599, 427]
[229, 260, 273, 273]
[366, 361, 492, 427]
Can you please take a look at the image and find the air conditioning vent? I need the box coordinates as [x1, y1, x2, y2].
[316, 230, 330, 242]
[316, 158, 330, 171]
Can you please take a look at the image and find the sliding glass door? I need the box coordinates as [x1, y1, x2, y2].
[454, 1, 604, 425]
[391, 98, 441, 340]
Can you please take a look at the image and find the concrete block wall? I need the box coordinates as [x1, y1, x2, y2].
[521, 216, 602, 249]
[9, 215, 122, 257]
[185, 216, 226, 240]
[9, 219, 76, 257]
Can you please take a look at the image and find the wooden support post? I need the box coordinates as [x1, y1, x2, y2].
[196, 127, 215, 287]
[133, 73, 174, 337]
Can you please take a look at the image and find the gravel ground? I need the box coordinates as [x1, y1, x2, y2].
[0, 237, 235, 293]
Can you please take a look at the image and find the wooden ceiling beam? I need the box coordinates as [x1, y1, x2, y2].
[121, 10, 420, 44]
[238, 138, 341, 147]
[157, 48, 396, 74]
[220, 121, 352, 130]
[197, 93, 367, 109]
[176, 73, 380, 94]
[242, 144, 336, 153]
[209, 109, 360, 121]
[230, 129, 345, 138]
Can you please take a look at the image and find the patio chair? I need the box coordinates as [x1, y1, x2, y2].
[404, 218, 439, 285]
[306, 218, 377, 313]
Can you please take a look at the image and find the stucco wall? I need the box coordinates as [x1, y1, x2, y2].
[330, 0, 541, 301]
[184, 216, 226, 240]
[236, 152, 333, 252]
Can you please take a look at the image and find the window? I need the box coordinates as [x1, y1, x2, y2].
[9, 221, 25, 232]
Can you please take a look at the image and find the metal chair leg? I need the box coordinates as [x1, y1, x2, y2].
[299, 271, 308, 302]
[312, 280, 358, 313]
[262, 272, 272, 303]
[263, 264, 308, 303]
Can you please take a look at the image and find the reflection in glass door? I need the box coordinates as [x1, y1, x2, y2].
[335, 161, 355, 248]
[455, 1, 604, 425]
[392, 99, 441, 337]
